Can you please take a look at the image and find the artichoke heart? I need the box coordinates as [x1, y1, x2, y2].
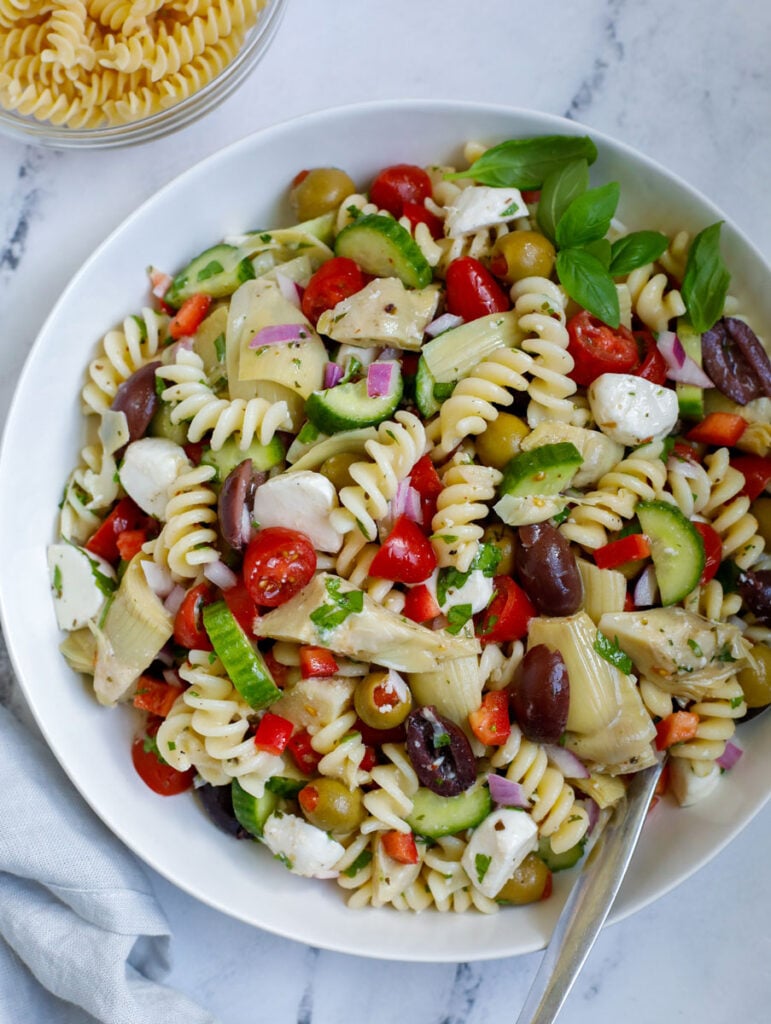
[563, 673, 657, 775]
[409, 654, 482, 729]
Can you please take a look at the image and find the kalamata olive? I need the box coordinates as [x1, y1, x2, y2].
[196, 783, 250, 839]
[218, 459, 265, 551]
[515, 522, 583, 616]
[508, 644, 569, 744]
[405, 706, 476, 796]
[701, 318, 771, 405]
[738, 569, 771, 626]
[111, 360, 161, 442]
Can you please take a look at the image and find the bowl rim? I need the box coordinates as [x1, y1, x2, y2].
[0, 0, 288, 149]
[2, 98, 770, 961]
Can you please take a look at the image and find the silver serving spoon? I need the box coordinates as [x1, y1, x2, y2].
[515, 758, 664, 1024]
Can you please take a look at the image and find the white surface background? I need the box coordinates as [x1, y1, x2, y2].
[1, 0, 770, 1021]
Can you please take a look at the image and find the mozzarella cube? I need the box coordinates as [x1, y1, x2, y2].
[262, 812, 344, 878]
[445, 186, 527, 238]
[461, 808, 538, 899]
[48, 542, 116, 631]
[118, 438, 190, 518]
[253, 470, 343, 552]
[427, 567, 493, 616]
[588, 373, 679, 447]
[669, 759, 721, 807]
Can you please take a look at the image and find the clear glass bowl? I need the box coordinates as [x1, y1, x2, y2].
[0, 0, 288, 149]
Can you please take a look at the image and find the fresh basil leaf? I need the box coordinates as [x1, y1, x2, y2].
[609, 231, 669, 276]
[681, 221, 731, 333]
[471, 542, 502, 578]
[556, 248, 620, 327]
[593, 631, 633, 674]
[556, 182, 620, 249]
[437, 565, 469, 607]
[447, 135, 598, 189]
[536, 158, 590, 243]
[446, 603, 473, 635]
[310, 577, 364, 634]
[583, 237, 612, 269]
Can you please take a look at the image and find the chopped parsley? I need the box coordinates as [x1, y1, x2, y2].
[593, 630, 633, 674]
[310, 576, 364, 635]
[52, 564, 63, 599]
[436, 543, 501, 606]
[446, 603, 473, 635]
[475, 853, 492, 884]
[687, 638, 704, 658]
[714, 643, 737, 663]
[342, 850, 373, 877]
[213, 332, 226, 363]
[196, 259, 224, 281]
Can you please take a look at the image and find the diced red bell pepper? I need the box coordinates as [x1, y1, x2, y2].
[85, 497, 149, 563]
[168, 293, 212, 340]
[369, 514, 437, 584]
[408, 455, 444, 526]
[381, 829, 420, 865]
[731, 455, 771, 501]
[253, 712, 294, 755]
[299, 646, 339, 678]
[624, 591, 635, 612]
[468, 691, 511, 746]
[287, 729, 322, 775]
[655, 710, 700, 750]
[692, 521, 722, 585]
[132, 675, 184, 718]
[359, 745, 377, 772]
[686, 412, 748, 447]
[593, 533, 651, 570]
[116, 528, 149, 563]
[403, 583, 441, 624]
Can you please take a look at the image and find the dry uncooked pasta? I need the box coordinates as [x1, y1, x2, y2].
[0, 0, 267, 128]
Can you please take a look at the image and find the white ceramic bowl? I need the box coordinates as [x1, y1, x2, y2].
[1, 101, 770, 962]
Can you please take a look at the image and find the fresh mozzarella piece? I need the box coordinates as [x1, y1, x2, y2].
[262, 812, 344, 878]
[424, 567, 493, 615]
[669, 759, 721, 807]
[588, 373, 679, 447]
[252, 470, 343, 552]
[461, 808, 538, 899]
[47, 543, 115, 631]
[118, 438, 190, 518]
[444, 186, 527, 238]
[317, 278, 440, 350]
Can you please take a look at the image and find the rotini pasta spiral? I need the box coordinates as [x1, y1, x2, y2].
[360, 742, 419, 835]
[625, 263, 686, 333]
[152, 463, 220, 580]
[335, 531, 405, 614]
[702, 448, 764, 569]
[310, 708, 370, 790]
[668, 676, 746, 767]
[431, 456, 502, 571]
[82, 308, 167, 415]
[422, 836, 498, 914]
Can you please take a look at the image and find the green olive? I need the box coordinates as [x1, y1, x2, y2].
[319, 451, 359, 491]
[495, 852, 551, 905]
[475, 412, 530, 470]
[492, 231, 556, 284]
[354, 670, 413, 730]
[298, 778, 364, 833]
[751, 496, 771, 549]
[738, 644, 771, 709]
[482, 523, 517, 576]
[289, 167, 357, 221]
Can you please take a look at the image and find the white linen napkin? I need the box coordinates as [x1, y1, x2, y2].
[0, 704, 220, 1024]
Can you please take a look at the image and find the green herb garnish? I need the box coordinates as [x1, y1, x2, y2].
[682, 222, 731, 333]
[310, 577, 364, 635]
[448, 135, 598, 189]
[593, 630, 633, 674]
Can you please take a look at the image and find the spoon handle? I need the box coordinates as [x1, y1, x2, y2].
[515, 759, 664, 1024]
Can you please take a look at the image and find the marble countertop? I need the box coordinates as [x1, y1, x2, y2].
[2, 0, 771, 1021]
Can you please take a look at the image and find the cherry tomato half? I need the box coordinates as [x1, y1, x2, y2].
[369, 163, 432, 218]
[401, 201, 444, 240]
[173, 582, 214, 650]
[445, 256, 510, 322]
[634, 330, 668, 385]
[368, 515, 437, 584]
[693, 521, 723, 586]
[301, 257, 367, 325]
[475, 576, 536, 645]
[223, 578, 260, 636]
[132, 725, 195, 796]
[567, 309, 639, 386]
[243, 527, 316, 607]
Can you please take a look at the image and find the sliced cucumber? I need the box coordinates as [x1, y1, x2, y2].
[265, 776, 305, 798]
[202, 600, 281, 709]
[305, 369, 403, 433]
[231, 778, 278, 838]
[414, 355, 455, 418]
[165, 244, 256, 309]
[538, 835, 585, 872]
[334, 214, 432, 288]
[499, 442, 583, 498]
[200, 434, 286, 483]
[636, 499, 705, 605]
[675, 318, 705, 420]
[148, 402, 188, 445]
[405, 779, 492, 839]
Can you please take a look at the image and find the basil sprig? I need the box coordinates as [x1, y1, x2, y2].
[556, 182, 620, 249]
[609, 231, 669, 276]
[447, 135, 598, 189]
[556, 248, 621, 328]
[681, 221, 731, 333]
[537, 158, 590, 242]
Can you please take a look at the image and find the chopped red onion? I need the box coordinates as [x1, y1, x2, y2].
[162, 667, 183, 688]
[142, 559, 174, 598]
[633, 565, 660, 608]
[163, 584, 186, 616]
[274, 271, 302, 309]
[249, 323, 310, 348]
[324, 362, 344, 389]
[543, 743, 590, 779]
[425, 312, 464, 338]
[204, 559, 238, 591]
[577, 796, 600, 834]
[154, 643, 175, 667]
[392, 479, 423, 524]
[149, 267, 172, 298]
[379, 347, 400, 361]
[656, 331, 714, 388]
[367, 360, 397, 397]
[487, 773, 530, 808]
[716, 740, 743, 771]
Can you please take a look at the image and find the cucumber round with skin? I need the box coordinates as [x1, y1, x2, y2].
[165, 243, 256, 309]
[202, 600, 281, 709]
[414, 355, 455, 418]
[334, 214, 433, 288]
[305, 372, 403, 433]
[498, 442, 583, 498]
[200, 434, 286, 484]
[231, 778, 278, 838]
[405, 779, 492, 839]
[636, 499, 705, 605]
[537, 835, 584, 872]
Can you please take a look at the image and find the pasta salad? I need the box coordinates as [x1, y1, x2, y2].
[49, 134, 771, 913]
